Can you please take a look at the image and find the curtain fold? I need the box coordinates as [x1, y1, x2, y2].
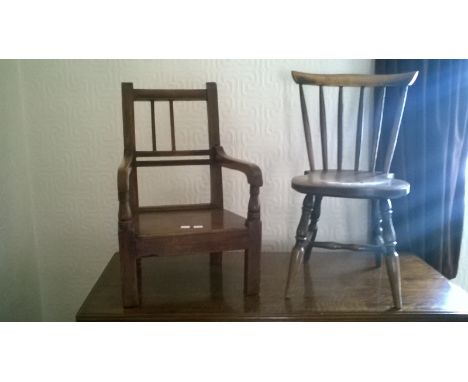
[375, 59, 468, 279]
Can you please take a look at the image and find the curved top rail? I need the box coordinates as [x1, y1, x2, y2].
[291, 71, 418, 87]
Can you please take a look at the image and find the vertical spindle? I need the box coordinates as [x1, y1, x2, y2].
[169, 100, 176, 151]
[370, 87, 386, 172]
[150, 100, 156, 151]
[354, 86, 365, 171]
[299, 85, 315, 170]
[383, 86, 409, 173]
[319, 86, 328, 170]
[337, 86, 343, 170]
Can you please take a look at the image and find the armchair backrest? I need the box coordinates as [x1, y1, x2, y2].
[292, 71, 419, 173]
[121, 82, 223, 209]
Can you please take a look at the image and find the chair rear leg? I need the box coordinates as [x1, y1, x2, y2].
[304, 196, 322, 263]
[210, 252, 223, 267]
[210, 252, 224, 298]
[285, 244, 306, 298]
[137, 258, 142, 295]
[119, 222, 140, 308]
[210, 251, 223, 297]
[372, 199, 384, 268]
[285, 194, 315, 298]
[380, 199, 402, 309]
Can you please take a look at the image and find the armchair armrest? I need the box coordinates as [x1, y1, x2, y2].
[213, 145, 263, 187]
[117, 154, 134, 221]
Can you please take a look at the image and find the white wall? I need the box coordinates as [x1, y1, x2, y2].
[2, 59, 374, 321]
[453, 165, 468, 291]
[0, 60, 42, 321]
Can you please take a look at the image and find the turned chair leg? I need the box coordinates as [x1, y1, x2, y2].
[372, 199, 384, 268]
[285, 194, 315, 298]
[244, 245, 261, 295]
[380, 199, 402, 309]
[304, 196, 322, 263]
[119, 222, 140, 308]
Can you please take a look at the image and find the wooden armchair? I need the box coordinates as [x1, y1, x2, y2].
[285, 71, 419, 309]
[117, 82, 262, 308]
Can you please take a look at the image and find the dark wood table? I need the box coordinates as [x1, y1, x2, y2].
[76, 251, 468, 321]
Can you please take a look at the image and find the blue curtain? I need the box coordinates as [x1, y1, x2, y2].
[375, 59, 468, 278]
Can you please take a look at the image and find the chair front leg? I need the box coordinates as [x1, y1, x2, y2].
[380, 199, 402, 309]
[304, 196, 322, 263]
[244, 239, 261, 295]
[372, 199, 384, 268]
[119, 220, 140, 308]
[245, 185, 261, 296]
[285, 194, 315, 298]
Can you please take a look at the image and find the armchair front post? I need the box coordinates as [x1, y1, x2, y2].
[117, 156, 139, 307]
[118, 82, 140, 307]
[214, 144, 263, 294]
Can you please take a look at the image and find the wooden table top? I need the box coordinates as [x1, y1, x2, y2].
[76, 251, 468, 321]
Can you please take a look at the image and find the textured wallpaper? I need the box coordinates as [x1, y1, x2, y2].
[12, 59, 377, 320]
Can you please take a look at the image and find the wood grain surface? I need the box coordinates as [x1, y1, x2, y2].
[76, 251, 468, 321]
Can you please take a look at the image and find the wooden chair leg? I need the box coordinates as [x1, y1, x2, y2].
[374, 253, 382, 268]
[210, 251, 223, 298]
[380, 199, 402, 309]
[385, 251, 402, 309]
[244, 246, 260, 295]
[284, 244, 306, 298]
[374, 252, 383, 268]
[119, 222, 140, 308]
[304, 196, 322, 263]
[244, 186, 262, 296]
[210, 252, 224, 298]
[210, 251, 223, 267]
[372, 199, 384, 268]
[137, 258, 142, 295]
[285, 194, 315, 298]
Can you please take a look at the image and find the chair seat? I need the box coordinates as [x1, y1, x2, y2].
[134, 208, 250, 256]
[136, 208, 248, 237]
[291, 170, 410, 199]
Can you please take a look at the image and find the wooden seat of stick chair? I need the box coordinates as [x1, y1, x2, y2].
[117, 82, 262, 308]
[292, 170, 410, 199]
[284, 70, 418, 310]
